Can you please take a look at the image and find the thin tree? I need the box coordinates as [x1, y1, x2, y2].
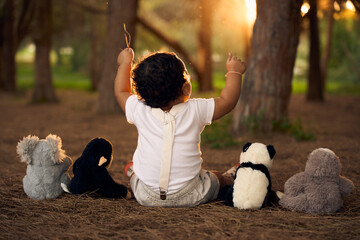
[320, 0, 335, 93]
[1, 0, 16, 92]
[231, 0, 303, 134]
[97, 0, 138, 113]
[306, 0, 323, 101]
[197, 0, 213, 91]
[32, 0, 58, 102]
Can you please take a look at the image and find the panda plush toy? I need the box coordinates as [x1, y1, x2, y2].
[220, 142, 279, 209]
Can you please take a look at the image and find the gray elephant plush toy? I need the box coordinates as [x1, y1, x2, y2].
[279, 148, 354, 214]
[16, 134, 72, 200]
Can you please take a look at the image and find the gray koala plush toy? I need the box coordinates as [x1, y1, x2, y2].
[16, 134, 72, 200]
[279, 148, 354, 214]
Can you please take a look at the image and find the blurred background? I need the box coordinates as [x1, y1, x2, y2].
[1, 0, 358, 95]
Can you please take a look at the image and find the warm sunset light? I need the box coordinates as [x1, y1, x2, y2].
[301, 2, 310, 17]
[245, 0, 256, 24]
[345, 0, 356, 12]
[334, 1, 341, 11]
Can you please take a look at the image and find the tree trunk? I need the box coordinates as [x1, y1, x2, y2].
[0, 2, 5, 90]
[2, 0, 17, 92]
[231, 0, 303, 134]
[97, 0, 138, 114]
[32, 0, 58, 103]
[321, 0, 334, 93]
[306, 0, 323, 101]
[90, 18, 100, 91]
[197, 0, 213, 92]
[16, 0, 35, 50]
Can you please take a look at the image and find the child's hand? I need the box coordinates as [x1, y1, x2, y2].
[226, 53, 246, 74]
[117, 48, 134, 65]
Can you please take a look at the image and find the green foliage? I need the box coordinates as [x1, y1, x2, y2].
[328, 19, 360, 84]
[293, 17, 360, 95]
[70, 41, 90, 72]
[202, 114, 240, 149]
[272, 118, 315, 141]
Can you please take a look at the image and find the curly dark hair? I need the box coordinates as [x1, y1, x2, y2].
[131, 52, 189, 108]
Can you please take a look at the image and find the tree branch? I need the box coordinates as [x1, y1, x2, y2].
[68, 0, 107, 15]
[136, 16, 200, 80]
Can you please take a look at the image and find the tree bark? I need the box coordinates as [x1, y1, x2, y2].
[16, 0, 35, 50]
[321, 0, 334, 93]
[0, 2, 5, 90]
[90, 18, 100, 91]
[231, 0, 303, 134]
[306, 0, 323, 101]
[32, 0, 58, 103]
[97, 0, 138, 113]
[197, 0, 213, 92]
[2, 0, 17, 92]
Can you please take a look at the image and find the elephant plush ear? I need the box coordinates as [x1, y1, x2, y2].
[46, 134, 66, 164]
[17, 135, 40, 164]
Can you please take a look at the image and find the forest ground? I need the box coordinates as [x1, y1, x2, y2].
[0, 90, 359, 239]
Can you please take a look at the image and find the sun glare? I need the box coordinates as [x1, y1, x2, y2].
[245, 0, 257, 24]
[345, 0, 356, 12]
[301, 2, 310, 17]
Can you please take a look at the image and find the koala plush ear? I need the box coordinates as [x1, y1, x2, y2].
[16, 135, 40, 164]
[46, 134, 66, 164]
[267, 145, 276, 159]
[243, 142, 252, 152]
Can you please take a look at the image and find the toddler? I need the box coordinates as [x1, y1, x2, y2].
[114, 48, 246, 207]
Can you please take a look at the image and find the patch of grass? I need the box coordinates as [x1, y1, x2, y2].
[272, 118, 316, 141]
[202, 114, 240, 149]
[292, 79, 360, 95]
[17, 62, 91, 90]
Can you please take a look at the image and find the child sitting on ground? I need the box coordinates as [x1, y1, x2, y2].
[114, 48, 246, 207]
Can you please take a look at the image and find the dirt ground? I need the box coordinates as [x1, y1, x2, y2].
[0, 90, 359, 240]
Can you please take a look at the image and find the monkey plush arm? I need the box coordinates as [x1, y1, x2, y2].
[283, 172, 307, 197]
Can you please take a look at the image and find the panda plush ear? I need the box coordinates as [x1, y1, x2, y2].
[267, 145, 276, 159]
[243, 142, 252, 152]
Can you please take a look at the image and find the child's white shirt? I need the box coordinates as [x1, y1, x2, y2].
[125, 95, 214, 194]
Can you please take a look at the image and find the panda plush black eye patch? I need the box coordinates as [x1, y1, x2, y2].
[243, 142, 252, 152]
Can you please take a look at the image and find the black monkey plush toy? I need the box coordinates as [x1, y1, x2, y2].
[62, 138, 130, 199]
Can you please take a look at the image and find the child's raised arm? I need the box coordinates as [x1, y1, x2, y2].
[114, 48, 134, 112]
[212, 53, 246, 121]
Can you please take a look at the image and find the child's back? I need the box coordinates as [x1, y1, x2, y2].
[114, 49, 246, 207]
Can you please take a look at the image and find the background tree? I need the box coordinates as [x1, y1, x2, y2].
[321, 0, 335, 92]
[32, 0, 57, 102]
[231, 0, 303, 134]
[61, 0, 107, 91]
[97, 0, 138, 113]
[197, 0, 214, 91]
[306, 0, 323, 101]
[0, 0, 35, 92]
[1, 0, 16, 92]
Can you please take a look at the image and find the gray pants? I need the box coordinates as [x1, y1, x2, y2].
[130, 170, 220, 207]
